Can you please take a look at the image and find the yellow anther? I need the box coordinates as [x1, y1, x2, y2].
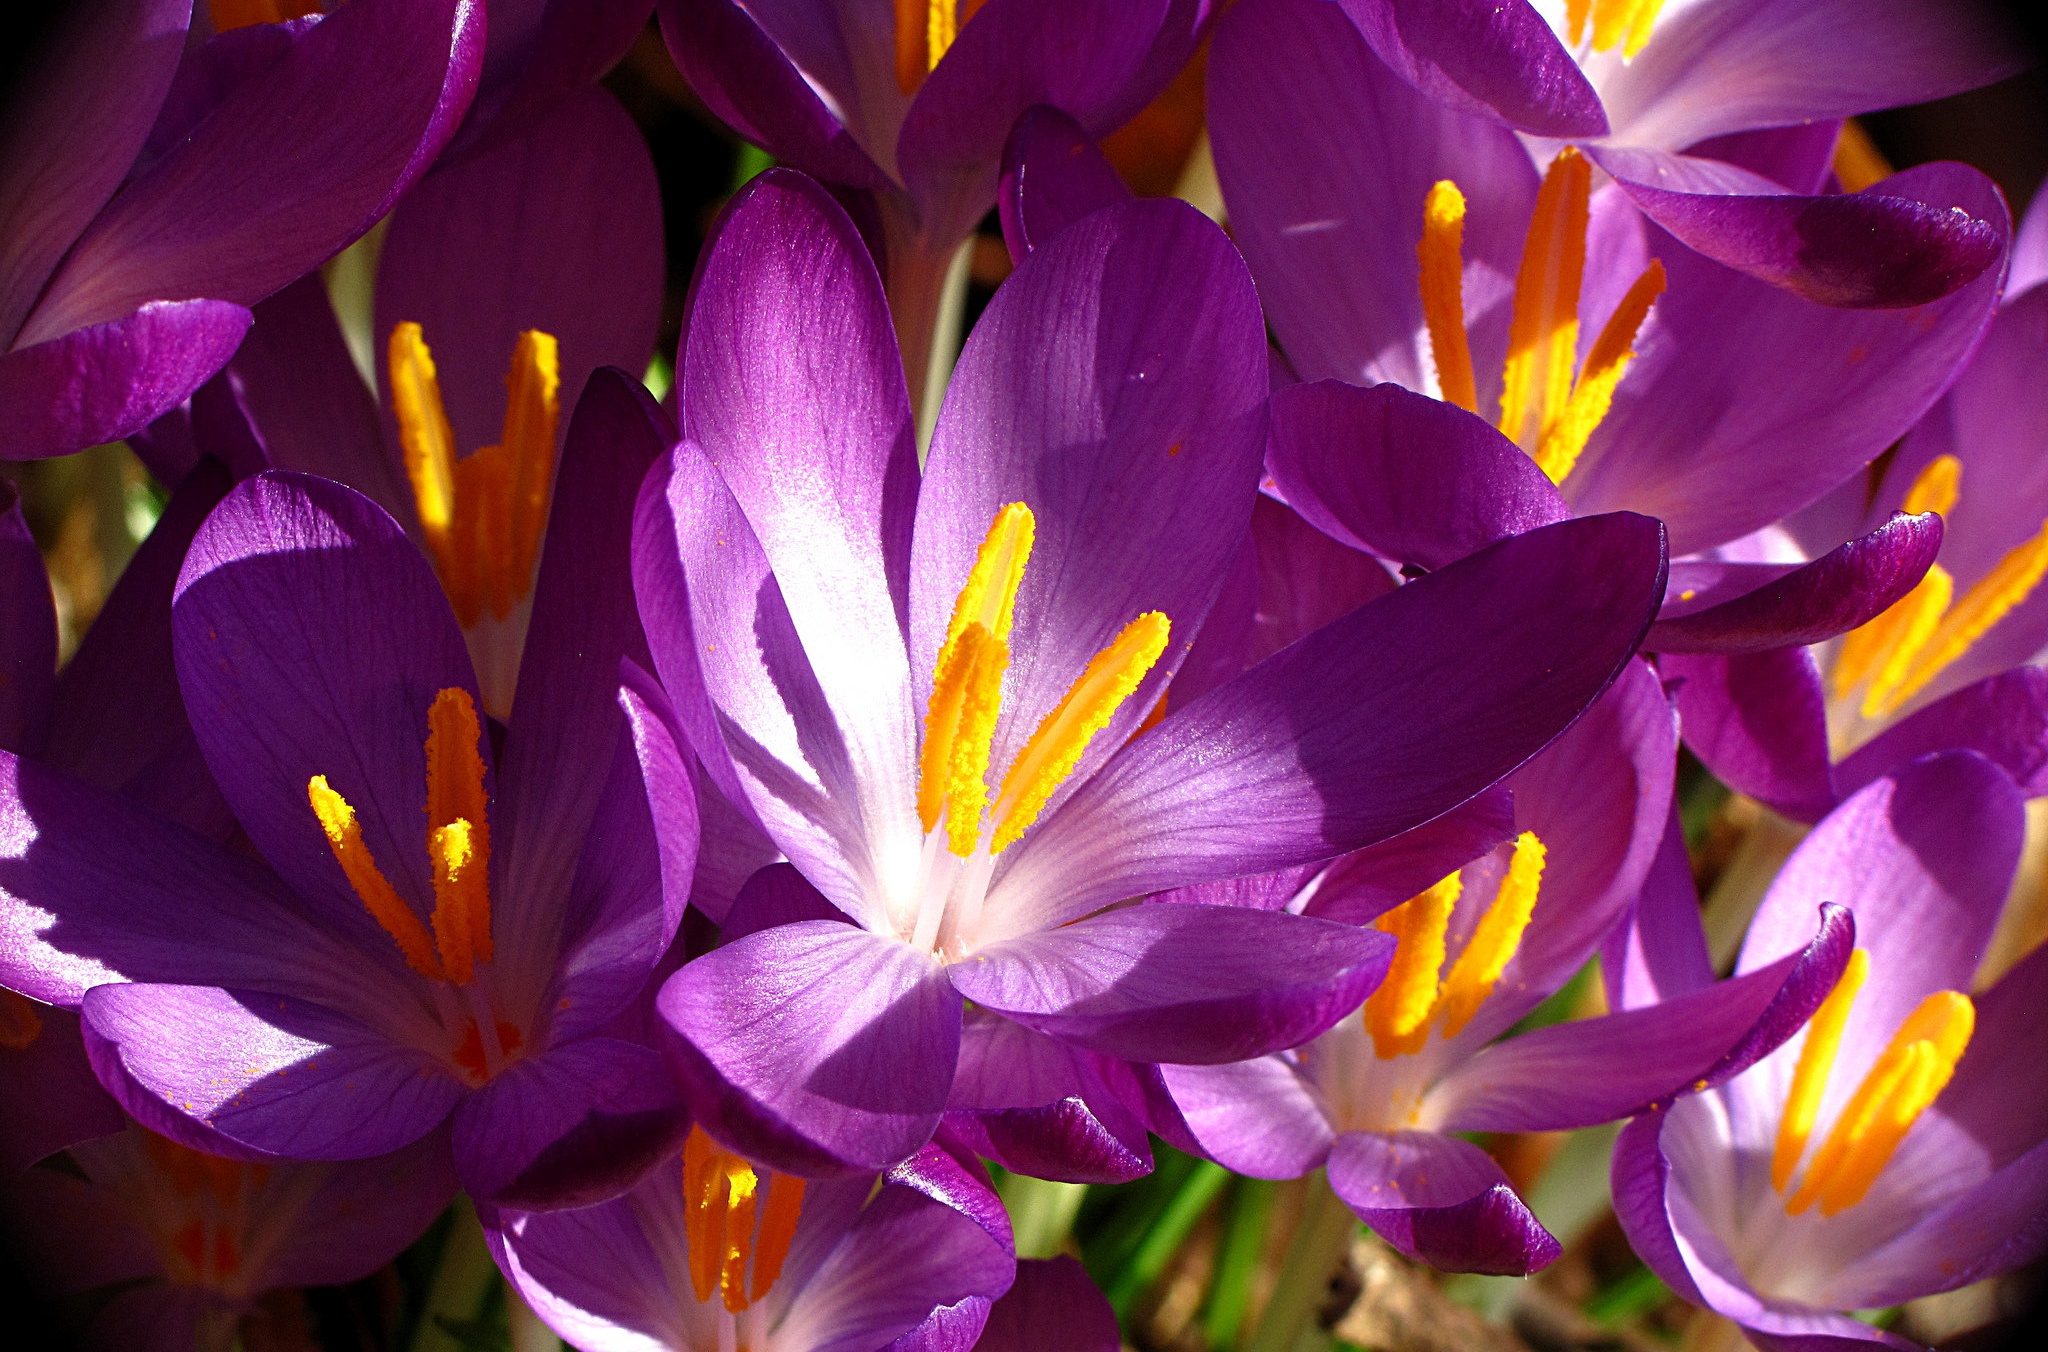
[1438, 832, 1546, 1038]
[1833, 120, 1894, 194]
[425, 688, 493, 984]
[0, 989, 45, 1051]
[1498, 149, 1591, 454]
[993, 612, 1171, 853]
[1363, 873, 1462, 1059]
[1833, 565, 1950, 704]
[389, 325, 561, 628]
[920, 505, 1034, 851]
[683, 1127, 722, 1304]
[894, 0, 980, 93]
[752, 1173, 807, 1302]
[1418, 181, 1478, 413]
[308, 776, 444, 980]
[1903, 454, 1961, 518]
[1771, 947, 1869, 1192]
[208, 0, 319, 33]
[719, 1160, 758, 1314]
[1787, 990, 1972, 1216]
[1534, 260, 1665, 485]
[1572, 0, 1665, 56]
[1874, 523, 2048, 716]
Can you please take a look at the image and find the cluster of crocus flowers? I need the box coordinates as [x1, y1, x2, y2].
[4, 2, 2048, 1350]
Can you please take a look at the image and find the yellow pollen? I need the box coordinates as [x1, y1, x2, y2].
[1363, 873, 1462, 1059]
[307, 688, 495, 987]
[1786, 990, 1973, 1216]
[992, 611, 1171, 853]
[1418, 181, 1478, 413]
[1498, 148, 1591, 454]
[1833, 121, 1895, 194]
[680, 1126, 800, 1314]
[1570, 0, 1666, 57]
[920, 504, 1033, 854]
[388, 323, 561, 628]
[1438, 832, 1546, 1038]
[1533, 260, 1666, 485]
[1771, 947, 1869, 1192]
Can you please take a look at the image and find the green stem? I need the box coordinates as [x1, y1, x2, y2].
[1000, 1174, 1089, 1260]
[1245, 1172, 1357, 1352]
[1203, 1178, 1277, 1350]
[411, 1199, 499, 1352]
[1106, 1160, 1230, 1316]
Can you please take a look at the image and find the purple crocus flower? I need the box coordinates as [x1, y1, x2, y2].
[2, 1117, 453, 1352]
[0, 373, 691, 1208]
[1201, 0, 2006, 650]
[1153, 657, 1852, 1275]
[652, 0, 1208, 417]
[1612, 750, 2046, 1351]
[632, 166, 1668, 1178]
[0, 0, 483, 460]
[487, 1128, 1031, 1351]
[1329, 0, 2023, 307]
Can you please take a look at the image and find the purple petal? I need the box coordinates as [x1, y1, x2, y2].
[1601, 805, 1715, 1011]
[24, 0, 483, 340]
[997, 105, 1133, 263]
[0, 1153, 162, 1293]
[657, 920, 959, 1175]
[1648, 513, 1943, 654]
[38, 459, 234, 836]
[986, 512, 1665, 931]
[1158, 1055, 1335, 1180]
[916, 198, 1266, 806]
[1593, 147, 2003, 309]
[260, 1129, 460, 1288]
[1333, 0, 1606, 137]
[444, 0, 652, 162]
[0, 485, 53, 752]
[719, 862, 849, 946]
[1301, 788, 1517, 926]
[1685, 123, 1845, 197]
[493, 371, 670, 989]
[0, 1005, 124, 1171]
[173, 472, 482, 950]
[971, 1256, 1119, 1352]
[1665, 648, 1837, 823]
[0, 0, 189, 348]
[1838, 667, 2048, 801]
[453, 1036, 685, 1209]
[1599, 0, 2028, 152]
[949, 904, 1392, 1064]
[1209, 0, 1539, 398]
[653, 0, 889, 191]
[1238, 493, 1399, 671]
[1564, 163, 2010, 554]
[1269, 380, 1571, 572]
[1431, 903, 1854, 1132]
[373, 87, 663, 462]
[81, 981, 463, 1159]
[0, 299, 251, 460]
[1842, 1138, 2048, 1312]
[1327, 1129, 1560, 1276]
[941, 1017, 1153, 1184]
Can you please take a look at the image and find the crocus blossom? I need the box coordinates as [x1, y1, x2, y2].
[487, 1128, 1021, 1351]
[0, 0, 483, 459]
[633, 166, 1667, 1178]
[1612, 750, 2047, 1350]
[0, 372, 689, 1207]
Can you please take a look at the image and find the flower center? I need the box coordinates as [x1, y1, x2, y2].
[1564, 0, 1666, 58]
[680, 1127, 806, 1322]
[139, 1130, 266, 1290]
[1361, 832, 1548, 1059]
[1830, 454, 2048, 721]
[1418, 148, 1666, 484]
[908, 503, 1170, 951]
[305, 687, 522, 1084]
[1769, 948, 1974, 1217]
[893, 0, 986, 94]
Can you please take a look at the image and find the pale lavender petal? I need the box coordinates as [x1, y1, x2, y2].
[1837, 667, 2048, 801]
[1267, 381, 1569, 571]
[1647, 513, 1943, 654]
[985, 512, 1665, 934]
[1685, 123, 1844, 196]
[916, 198, 1266, 806]
[1665, 649, 1837, 823]
[0, 299, 251, 460]
[24, 0, 484, 341]
[657, 920, 958, 1175]
[949, 904, 1391, 1064]
[1333, 0, 1606, 137]
[0, 0, 189, 347]
[970, 1256, 1119, 1352]
[1158, 1056, 1335, 1180]
[81, 981, 464, 1159]
[1209, 0, 1539, 399]
[1328, 1129, 1559, 1276]
[1602, 805, 1714, 1011]
[996, 105, 1132, 262]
